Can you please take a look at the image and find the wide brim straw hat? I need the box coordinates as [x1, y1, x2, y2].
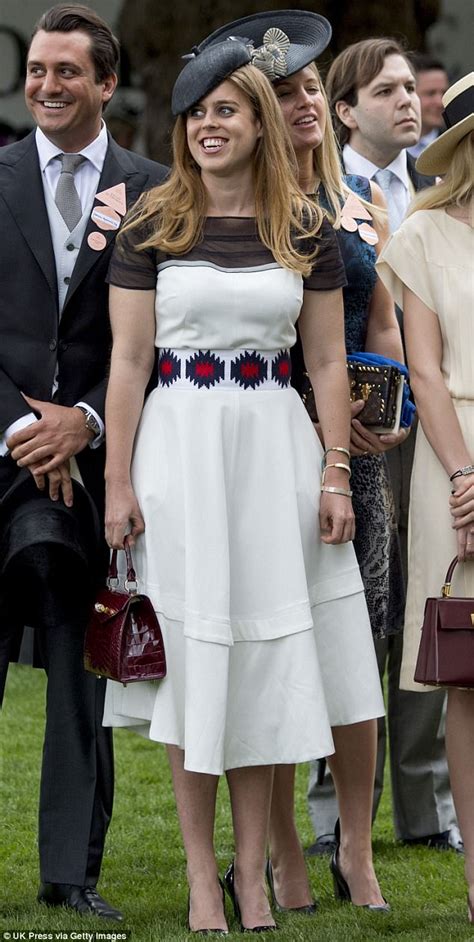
[416, 71, 474, 175]
[198, 9, 332, 79]
[172, 9, 332, 116]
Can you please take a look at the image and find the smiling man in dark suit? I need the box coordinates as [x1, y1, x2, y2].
[0, 3, 166, 918]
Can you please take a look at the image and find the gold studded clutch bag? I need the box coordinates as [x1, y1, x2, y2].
[347, 360, 402, 432]
[301, 359, 404, 433]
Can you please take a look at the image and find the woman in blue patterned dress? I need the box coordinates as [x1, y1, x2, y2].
[198, 11, 407, 913]
[273, 67, 405, 914]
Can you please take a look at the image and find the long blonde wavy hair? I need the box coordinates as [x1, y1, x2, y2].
[303, 64, 384, 228]
[120, 64, 323, 276]
[272, 63, 384, 228]
[407, 131, 474, 216]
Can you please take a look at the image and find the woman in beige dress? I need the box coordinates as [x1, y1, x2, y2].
[378, 73, 474, 923]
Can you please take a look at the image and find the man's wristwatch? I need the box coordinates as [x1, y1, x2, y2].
[76, 406, 101, 439]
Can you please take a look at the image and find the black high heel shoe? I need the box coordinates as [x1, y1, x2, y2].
[223, 861, 277, 933]
[187, 878, 229, 935]
[330, 820, 390, 913]
[265, 859, 317, 915]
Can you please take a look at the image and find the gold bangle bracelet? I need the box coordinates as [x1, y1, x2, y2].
[321, 485, 353, 498]
[323, 446, 351, 461]
[321, 462, 351, 485]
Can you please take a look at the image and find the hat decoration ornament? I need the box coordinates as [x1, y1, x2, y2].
[181, 45, 202, 61]
[181, 36, 253, 62]
[248, 28, 290, 80]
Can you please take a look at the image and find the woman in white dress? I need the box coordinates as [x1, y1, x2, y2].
[378, 73, 474, 923]
[197, 10, 399, 914]
[103, 38, 383, 933]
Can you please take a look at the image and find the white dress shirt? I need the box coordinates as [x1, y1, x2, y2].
[342, 143, 412, 230]
[0, 123, 109, 455]
[37, 121, 108, 208]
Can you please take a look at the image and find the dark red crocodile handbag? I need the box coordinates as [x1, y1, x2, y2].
[414, 556, 474, 688]
[84, 542, 166, 684]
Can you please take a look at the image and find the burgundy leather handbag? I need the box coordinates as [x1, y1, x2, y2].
[84, 543, 166, 684]
[414, 556, 474, 688]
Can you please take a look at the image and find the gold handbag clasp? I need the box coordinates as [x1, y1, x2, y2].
[95, 602, 118, 616]
[441, 583, 452, 598]
[349, 379, 372, 403]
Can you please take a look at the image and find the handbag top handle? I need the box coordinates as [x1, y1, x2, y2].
[442, 556, 462, 597]
[108, 542, 137, 592]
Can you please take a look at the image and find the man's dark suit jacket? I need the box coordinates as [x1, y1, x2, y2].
[0, 130, 167, 514]
[407, 151, 435, 194]
[0, 131, 167, 692]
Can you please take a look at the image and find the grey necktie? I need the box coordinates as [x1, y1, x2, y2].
[55, 153, 85, 231]
[374, 168, 402, 233]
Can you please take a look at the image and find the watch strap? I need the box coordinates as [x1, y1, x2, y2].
[77, 405, 101, 438]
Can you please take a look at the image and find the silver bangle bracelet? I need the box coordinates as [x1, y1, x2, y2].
[321, 463, 351, 486]
[321, 485, 353, 498]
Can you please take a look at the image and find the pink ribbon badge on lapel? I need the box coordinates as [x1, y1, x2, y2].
[95, 183, 127, 215]
[87, 183, 127, 251]
[87, 232, 107, 251]
[91, 206, 121, 231]
[340, 192, 379, 246]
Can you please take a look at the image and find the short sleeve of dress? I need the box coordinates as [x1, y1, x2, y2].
[303, 217, 347, 291]
[107, 219, 160, 290]
[376, 214, 436, 312]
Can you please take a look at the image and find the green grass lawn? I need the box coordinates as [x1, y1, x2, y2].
[0, 664, 470, 940]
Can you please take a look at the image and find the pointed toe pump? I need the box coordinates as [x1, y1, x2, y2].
[187, 879, 229, 935]
[330, 821, 390, 913]
[265, 859, 317, 915]
[223, 861, 278, 933]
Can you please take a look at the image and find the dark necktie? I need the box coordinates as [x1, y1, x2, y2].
[55, 153, 86, 231]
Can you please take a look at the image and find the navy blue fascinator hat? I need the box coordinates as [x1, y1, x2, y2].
[172, 39, 252, 115]
[171, 10, 332, 116]
[199, 10, 332, 81]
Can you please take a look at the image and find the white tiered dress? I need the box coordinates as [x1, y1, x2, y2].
[103, 217, 384, 773]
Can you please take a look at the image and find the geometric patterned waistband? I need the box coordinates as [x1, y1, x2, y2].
[158, 348, 292, 390]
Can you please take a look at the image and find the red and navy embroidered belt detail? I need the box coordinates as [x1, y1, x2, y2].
[158, 349, 292, 390]
[186, 350, 226, 388]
